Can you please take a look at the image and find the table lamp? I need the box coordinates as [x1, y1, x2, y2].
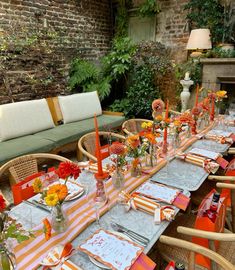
[186, 28, 212, 57]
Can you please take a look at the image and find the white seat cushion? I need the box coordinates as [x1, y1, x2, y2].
[0, 99, 55, 142]
[58, 91, 102, 124]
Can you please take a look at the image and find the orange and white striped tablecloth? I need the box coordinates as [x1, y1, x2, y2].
[14, 123, 215, 270]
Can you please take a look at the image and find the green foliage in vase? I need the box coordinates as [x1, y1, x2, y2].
[184, 0, 224, 44]
[138, 0, 160, 17]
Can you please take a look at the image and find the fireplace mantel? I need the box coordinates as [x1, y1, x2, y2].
[200, 58, 235, 90]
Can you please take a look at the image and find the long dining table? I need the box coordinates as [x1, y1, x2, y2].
[10, 121, 234, 270]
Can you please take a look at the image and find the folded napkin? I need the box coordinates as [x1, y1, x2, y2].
[204, 133, 233, 144]
[176, 153, 219, 174]
[188, 148, 229, 170]
[120, 191, 175, 222]
[40, 243, 81, 270]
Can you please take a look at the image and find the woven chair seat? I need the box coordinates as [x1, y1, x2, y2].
[158, 213, 235, 269]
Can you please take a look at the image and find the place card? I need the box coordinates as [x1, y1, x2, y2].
[189, 148, 220, 160]
[135, 182, 179, 204]
[79, 230, 143, 270]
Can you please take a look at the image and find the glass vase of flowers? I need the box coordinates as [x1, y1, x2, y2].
[33, 161, 81, 234]
[0, 195, 51, 270]
[139, 121, 159, 168]
[109, 142, 127, 190]
[126, 135, 146, 177]
[171, 119, 182, 149]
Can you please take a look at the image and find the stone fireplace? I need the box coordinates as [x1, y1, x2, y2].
[200, 58, 235, 102]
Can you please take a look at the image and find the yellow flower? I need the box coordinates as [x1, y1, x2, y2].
[33, 178, 43, 193]
[216, 90, 227, 99]
[141, 122, 152, 129]
[173, 120, 181, 127]
[155, 115, 163, 122]
[45, 193, 59, 207]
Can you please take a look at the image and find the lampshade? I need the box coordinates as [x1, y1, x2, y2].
[186, 28, 212, 50]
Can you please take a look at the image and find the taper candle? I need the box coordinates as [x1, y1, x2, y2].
[195, 84, 199, 107]
[94, 114, 103, 177]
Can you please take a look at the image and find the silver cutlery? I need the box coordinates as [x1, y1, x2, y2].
[111, 222, 149, 246]
[23, 200, 51, 213]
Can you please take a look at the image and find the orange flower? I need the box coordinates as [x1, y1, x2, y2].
[145, 133, 157, 144]
[43, 218, 51, 241]
[165, 118, 171, 124]
[216, 90, 227, 99]
[33, 178, 43, 193]
[155, 115, 163, 122]
[127, 135, 140, 148]
[132, 158, 140, 168]
[47, 184, 68, 201]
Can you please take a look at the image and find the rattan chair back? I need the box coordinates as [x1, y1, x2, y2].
[122, 119, 153, 136]
[78, 131, 126, 162]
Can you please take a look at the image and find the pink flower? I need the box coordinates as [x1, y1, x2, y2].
[192, 106, 202, 116]
[152, 99, 165, 113]
[110, 142, 126, 155]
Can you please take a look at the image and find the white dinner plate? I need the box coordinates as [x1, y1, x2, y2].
[88, 231, 131, 269]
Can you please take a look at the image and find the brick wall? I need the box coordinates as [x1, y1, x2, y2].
[132, 0, 189, 63]
[0, 0, 112, 104]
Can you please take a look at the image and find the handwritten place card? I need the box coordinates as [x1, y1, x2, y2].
[135, 182, 179, 204]
[79, 230, 143, 270]
[189, 148, 219, 160]
[208, 130, 232, 137]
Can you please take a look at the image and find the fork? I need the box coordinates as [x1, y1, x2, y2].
[111, 222, 149, 246]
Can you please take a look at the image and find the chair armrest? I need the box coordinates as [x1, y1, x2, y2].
[102, 110, 124, 116]
[216, 182, 235, 189]
[177, 226, 235, 241]
[208, 175, 235, 181]
[159, 235, 235, 270]
[228, 148, 235, 154]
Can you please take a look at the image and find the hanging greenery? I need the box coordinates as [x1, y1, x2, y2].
[138, 0, 160, 17]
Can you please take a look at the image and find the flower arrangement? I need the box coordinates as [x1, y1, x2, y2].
[33, 161, 81, 233]
[139, 121, 159, 167]
[109, 142, 127, 169]
[152, 99, 165, 118]
[109, 142, 127, 189]
[0, 195, 51, 269]
[126, 135, 147, 176]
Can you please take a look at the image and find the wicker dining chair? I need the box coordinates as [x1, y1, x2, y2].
[0, 153, 71, 185]
[157, 187, 235, 270]
[122, 119, 153, 136]
[78, 131, 126, 162]
[159, 235, 235, 270]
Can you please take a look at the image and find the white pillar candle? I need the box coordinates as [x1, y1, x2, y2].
[184, 71, 190, 80]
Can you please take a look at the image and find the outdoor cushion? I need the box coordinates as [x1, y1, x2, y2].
[0, 99, 55, 142]
[34, 114, 125, 147]
[58, 91, 102, 124]
[0, 135, 55, 165]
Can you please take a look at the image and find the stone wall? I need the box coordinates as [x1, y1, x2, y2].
[0, 0, 112, 104]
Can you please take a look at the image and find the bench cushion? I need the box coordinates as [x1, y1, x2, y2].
[34, 115, 125, 148]
[0, 99, 55, 142]
[0, 135, 55, 165]
[58, 91, 102, 124]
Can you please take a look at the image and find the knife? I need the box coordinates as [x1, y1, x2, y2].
[23, 200, 51, 213]
[111, 222, 150, 245]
